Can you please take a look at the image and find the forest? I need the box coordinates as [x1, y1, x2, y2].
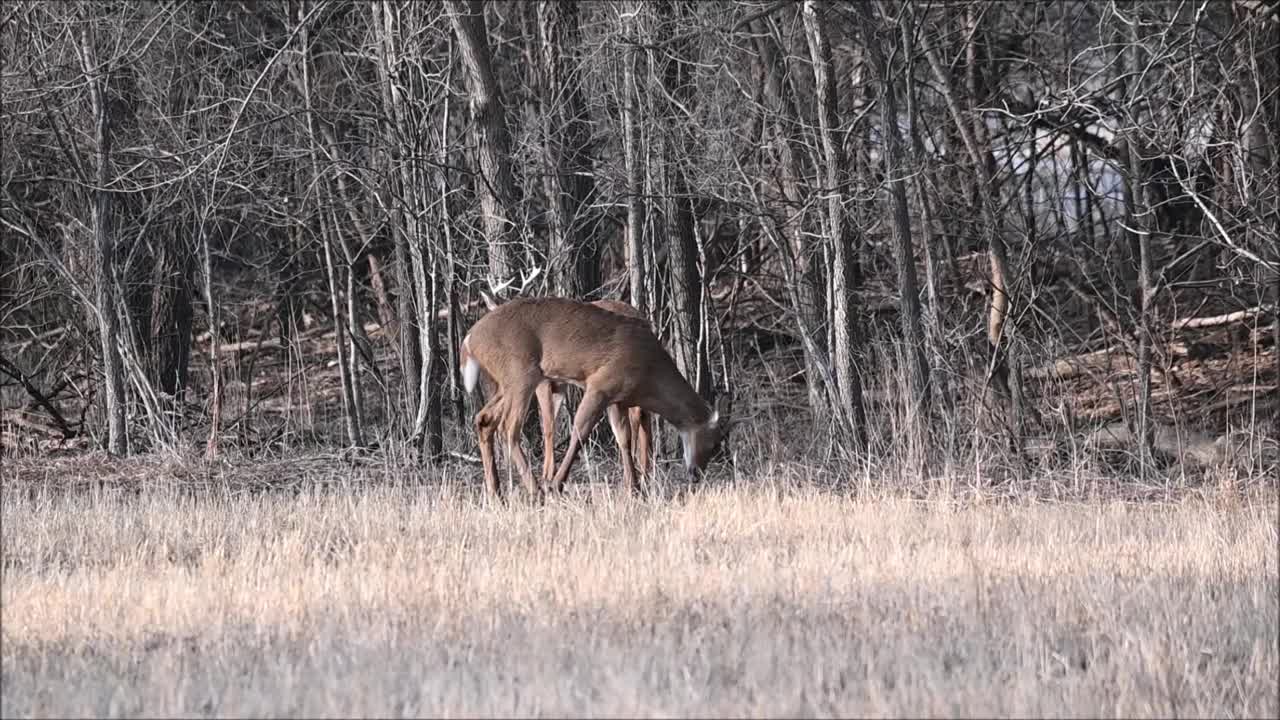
[3, 2, 1279, 717]
[2, 0, 1277, 483]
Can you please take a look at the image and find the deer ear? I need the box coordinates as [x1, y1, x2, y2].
[478, 288, 500, 311]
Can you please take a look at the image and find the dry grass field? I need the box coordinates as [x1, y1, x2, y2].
[1, 453, 1277, 719]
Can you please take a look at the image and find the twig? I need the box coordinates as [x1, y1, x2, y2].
[0, 356, 78, 439]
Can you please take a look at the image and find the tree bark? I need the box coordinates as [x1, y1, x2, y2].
[148, 236, 194, 399]
[921, 21, 1023, 460]
[446, 0, 521, 293]
[863, 1, 931, 422]
[803, 0, 865, 443]
[372, 0, 422, 426]
[656, 0, 710, 399]
[299, 0, 362, 448]
[751, 18, 830, 421]
[537, 0, 601, 300]
[77, 17, 128, 456]
[1123, 28, 1155, 474]
[622, 2, 647, 316]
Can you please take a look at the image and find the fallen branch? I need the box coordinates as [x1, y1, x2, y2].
[1170, 304, 1274, 331]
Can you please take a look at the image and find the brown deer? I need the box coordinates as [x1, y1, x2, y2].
[471, 294, 654, 493]
[460, 297, 730, 500]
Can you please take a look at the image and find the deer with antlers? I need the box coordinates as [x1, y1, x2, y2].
[460, 295, 730, 500]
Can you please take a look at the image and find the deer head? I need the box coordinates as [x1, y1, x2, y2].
[682, 394, 733, 480]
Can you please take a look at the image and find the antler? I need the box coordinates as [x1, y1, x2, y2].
[487, 266, 543, 301]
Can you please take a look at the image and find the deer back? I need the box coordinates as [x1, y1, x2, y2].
[467, 298, 668, 391]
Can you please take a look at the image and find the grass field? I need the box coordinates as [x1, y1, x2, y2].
[1, 453, 1277, 718]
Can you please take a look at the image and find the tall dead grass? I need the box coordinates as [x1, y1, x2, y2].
[2, 458, 1276, 718]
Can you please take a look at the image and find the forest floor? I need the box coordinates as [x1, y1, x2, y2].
[2, 452, 1277, 718]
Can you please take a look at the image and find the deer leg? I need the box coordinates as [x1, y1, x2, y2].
[550, 389, 608, 495]
[500, 377, 542, 502]
[536, 380, 559, 489]
[631, 407, 651, 485]
[607, 404, 637, 494]
[475, 393, 504, 501]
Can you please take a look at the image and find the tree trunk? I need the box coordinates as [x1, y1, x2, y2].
[1123, 31, 1155, 474]
[922, 22, 1023, 462]
[77, 18, 127, 456]
[272, 217, 306, 347]
[319, 223, 364, 448]
[446, 0, 520, 293]
[656, 0, 710, 399]
[148, 236, 194, 399]
[537, 0, 601, 300]
[903, 4, 948, 412]
[751, 18, 831, 422]
[863, 1, 931, 422]
[372, 0, 422, 428]
[198, 223, 222, 460]
[438, 89, 467, 431]
[622, 2, 646, 316]
[803, 0, 865, 443]
[299, 0, 362, 448]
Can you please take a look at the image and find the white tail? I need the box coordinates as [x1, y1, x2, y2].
[461, 296, 729, 500]
[460, 335, 481, 393]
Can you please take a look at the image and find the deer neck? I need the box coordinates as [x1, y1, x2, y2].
[646, 365, 713, 433]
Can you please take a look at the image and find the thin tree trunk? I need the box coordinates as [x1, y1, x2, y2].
[406, 213, 442, 459]
[921, 24, 1023, 460]
[299, 0, 362, 448]
[319, 224, 363, 447]
[336, 218, 368, 437]
[1123, 30, 1155, 475]
[803, 0, 865, 443]
[273, 219, 305, 348]
[78, 19, 127, 456]
[622, 2, 646, 317]
[372, 0, 421, 427]
[751, 18, 830, 421]
[864, 1, 931, 422]
[438, 87, 466, 430]
[198, 224, 222, 460]
[902, 4, 948, 411]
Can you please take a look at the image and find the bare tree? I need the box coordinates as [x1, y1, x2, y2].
[858, 1, 932, 423]
[620, 2, 648, 317]
[447, 0, 521, 293]
[1119, 16, 1156, 473]
[748, 15, 834, 423]
[803, 0, 866, 442]
[654, 0, 711, 400]
[536, 0, 602, 300]
[298, 0, 363, 448]
[76, 13, 128, 456]
[921, 11, 1024, 460]
[371, 0, 422, 433]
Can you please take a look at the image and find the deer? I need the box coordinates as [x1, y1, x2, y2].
[471, 292, 654, 494]
[459, 296, 731, 500]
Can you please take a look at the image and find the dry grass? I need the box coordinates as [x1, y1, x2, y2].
[1, 457, 1277, 718]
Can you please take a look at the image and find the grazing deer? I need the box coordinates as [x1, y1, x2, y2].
[472, 294, 654, 493]
[460, 297, 730, 500]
